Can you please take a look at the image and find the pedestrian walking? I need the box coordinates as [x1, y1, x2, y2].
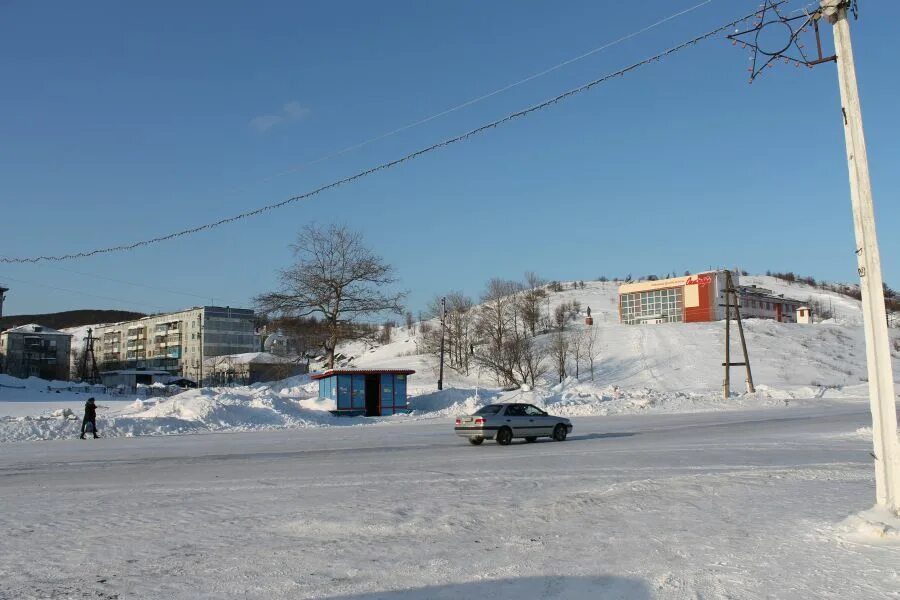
[80, 397, 99, 439]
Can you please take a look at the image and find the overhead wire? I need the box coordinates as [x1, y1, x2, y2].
[0, 274, 170, 313]
[30, 262, 245, 306]
[0, 3, 775, 265]
[256, 0, 717, 184]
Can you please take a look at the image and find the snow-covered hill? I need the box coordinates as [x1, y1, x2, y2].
[344, 275, 899, 393]
[2, 276, 898, 443]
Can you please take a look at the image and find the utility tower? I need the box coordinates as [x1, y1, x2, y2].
[79, 328, 101, 384]
[0, 285, 8, 318]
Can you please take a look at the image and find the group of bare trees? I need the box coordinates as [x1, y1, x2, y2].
[254, 224, 602, 387]
[418, 272, 600, 388]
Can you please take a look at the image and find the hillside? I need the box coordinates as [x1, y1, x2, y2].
[338, 275, 900, 400]
[2, 275, 899, 442]
[0, 309, 145, 332]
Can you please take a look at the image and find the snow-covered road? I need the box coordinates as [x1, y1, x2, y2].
[1, 404, 897, 599]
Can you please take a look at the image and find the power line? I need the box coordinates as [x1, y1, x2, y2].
[256, 0, 717, 184]
[0, 4, 771, 265]
[32, 262, 244, 306]
[0, 274, 170, 313]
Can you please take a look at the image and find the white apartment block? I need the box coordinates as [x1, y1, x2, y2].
[93, 306, 259, 381]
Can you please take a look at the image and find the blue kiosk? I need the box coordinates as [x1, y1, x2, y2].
[312, 369, 415, 416]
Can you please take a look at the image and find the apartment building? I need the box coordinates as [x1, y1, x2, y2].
[0, 324, 72, 381]
[93, 306, 259, 381]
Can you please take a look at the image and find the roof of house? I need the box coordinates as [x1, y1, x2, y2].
[1, 323, 71, 336]
[310, 368, 415, 380]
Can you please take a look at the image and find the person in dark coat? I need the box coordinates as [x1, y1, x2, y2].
[80, 397, 99, 439]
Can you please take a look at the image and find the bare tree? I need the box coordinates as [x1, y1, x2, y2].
[550, 330, 569, 383]
[570, 329, 584, 380]
[420, 292, 475, 375]
[379, 320, 395, 345]
[473, 279, 523, 385]
[520, 271, 546, 336]
[585, 326, 600, 381]
[255, 224, 406, 368]
[554, 304, 567, 330]
[404, 311, 415, 335]
[517, 335, 548, 387]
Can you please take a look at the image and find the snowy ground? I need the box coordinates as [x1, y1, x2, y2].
[1, 403, 898, 599]
[2, 276, 899, 597]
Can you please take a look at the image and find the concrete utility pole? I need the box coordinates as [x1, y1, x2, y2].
[438, 297, 446, 391]
[821, 0, 900, 513]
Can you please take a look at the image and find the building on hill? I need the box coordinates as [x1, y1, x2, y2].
[91, 306, 260, 380]
[0, 323, 72, 381]
[204, 352, 307, 386]
[618, 271, 804, 325]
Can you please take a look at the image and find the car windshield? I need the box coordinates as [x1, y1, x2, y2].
[474, 405, 503, 415]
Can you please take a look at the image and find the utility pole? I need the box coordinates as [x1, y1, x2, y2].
[821, 0, 900, 513]
[722, 270, 754, 399]
[438, 297, 445, 391]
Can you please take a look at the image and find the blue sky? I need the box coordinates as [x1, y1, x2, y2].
[1, 0, 897, 318]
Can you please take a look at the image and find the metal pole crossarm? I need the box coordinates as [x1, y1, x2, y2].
[821, 0, 900, 513]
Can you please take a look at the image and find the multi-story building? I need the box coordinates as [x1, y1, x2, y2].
[0, 324, 72, 381]
[92, 306, 259, 381]
[618, 271, 805, 325]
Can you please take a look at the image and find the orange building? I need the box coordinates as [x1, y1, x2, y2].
[619, 272, 727, 325]
[618, 271, 803, 325]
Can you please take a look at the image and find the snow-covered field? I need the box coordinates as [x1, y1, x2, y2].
[2, 275, 899, 597]
[7, 276, 895, 443]
[2, 404, 898, 599]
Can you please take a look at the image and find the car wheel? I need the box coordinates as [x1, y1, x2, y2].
[496, 427, 513, 446]
[552, 424, 568, 442]
[468, 437, 484, 445]
[525, 437, 537, 443]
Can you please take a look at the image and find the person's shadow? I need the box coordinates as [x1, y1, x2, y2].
[322, 575, 651, 599]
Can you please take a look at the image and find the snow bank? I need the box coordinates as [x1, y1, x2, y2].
[0, 371, 876, 443]
[836, 506, 900, 546]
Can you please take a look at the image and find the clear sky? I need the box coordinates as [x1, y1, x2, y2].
[1, 0, 897, 319]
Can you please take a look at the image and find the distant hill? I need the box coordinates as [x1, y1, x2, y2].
[0, 310, 146, 332]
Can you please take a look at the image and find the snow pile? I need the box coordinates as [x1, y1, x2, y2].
[836, 506, 900, 546]
[0, 384, 380, 442]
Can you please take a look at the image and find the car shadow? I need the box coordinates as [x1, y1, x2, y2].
[567, 432, 636, 442]
[320, 575, 652, 599]
[502, 432, 635, 445]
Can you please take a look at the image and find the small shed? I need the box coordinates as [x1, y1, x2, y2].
[311, 368, 415, 416]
